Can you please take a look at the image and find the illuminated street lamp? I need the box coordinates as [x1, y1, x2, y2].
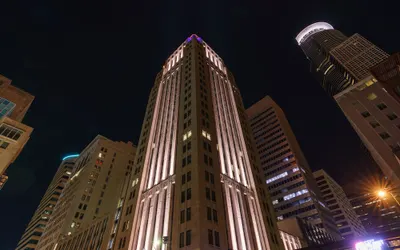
[376, 189, 400, 206]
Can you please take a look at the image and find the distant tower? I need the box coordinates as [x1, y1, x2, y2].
[113, 35, 283, 250]
[0, 75, 34, 189]
[16, 154, 77, 250]
[296, 22, 388, 96]
[35, 135, 136, 250]
[296, 23, 400, 188]
[313, 169, 366, 239]
[246, 96, 341, 243]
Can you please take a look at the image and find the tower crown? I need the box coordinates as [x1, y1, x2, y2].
[296, 22, 334, 45]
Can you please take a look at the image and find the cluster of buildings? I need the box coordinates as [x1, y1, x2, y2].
[6, 21, 400, 250]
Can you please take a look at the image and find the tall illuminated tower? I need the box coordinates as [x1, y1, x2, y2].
[16, 154, 77, 250]
[296, 22, 388, 96]
[114, 34, 283, 250]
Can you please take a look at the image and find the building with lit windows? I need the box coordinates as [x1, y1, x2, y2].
[349, 192, 400, 235]
[296, 23, 400, 187]
[246, 96, 340, 243]
[0, 75, 34, 189]
[313, 170, 366, 239]
[35, 135, 136, 250]
[16, 154, 77, 250]
[112, 34, 283, 250]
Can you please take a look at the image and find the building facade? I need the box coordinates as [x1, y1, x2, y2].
[334, 76, 400, 187]
[35, 135, 136, 250]
[370, 53, 400, 104]
[295, 23, 400, 187]
[0, 75, 34, 189]
[246, 96, 340, 242]
[350, 192, 400, 235]
[313, 169, 366, 239]
[112, 34, 283, 250]
[16, 154, 77, 250]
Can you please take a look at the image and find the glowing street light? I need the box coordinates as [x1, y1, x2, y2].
[376, 189, 400, 206]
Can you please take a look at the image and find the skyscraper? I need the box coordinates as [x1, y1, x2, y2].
[296, 22, 388, 96]
[16, 154, 77, 250]
[296, 23, 400, 187]
[0, 74, 34, 189]
[246, 96, 340, 242]
[113, 34, 282, 250]
[313, 170, 366, 239]
[36, 135, 135, 250]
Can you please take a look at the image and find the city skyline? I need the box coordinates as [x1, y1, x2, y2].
[1, 0, 399, 248]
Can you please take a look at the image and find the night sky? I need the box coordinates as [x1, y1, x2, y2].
[0, 0, 399, 248]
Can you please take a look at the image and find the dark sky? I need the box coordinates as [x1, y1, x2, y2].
[0, 0, 399, 248]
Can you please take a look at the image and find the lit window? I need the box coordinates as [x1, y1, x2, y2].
[202, 130, 207, 137]
[367, 93, 377, 100]
[266, 172, 288, 184]
[277, 216, 283, 221]
[183, 134, 187, 141]
[283, 189, 309, 201]
[98, 153, 102, 158]
[293, 167, 299, 172]
[272, 200, 278, 205]
[66, 171, 72, 175]
[187, 131, 192, 138]
[71, 222, 75, 228]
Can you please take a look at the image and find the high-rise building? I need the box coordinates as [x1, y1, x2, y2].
[16, 154, 77, 250]
[35, 135, 136, 250]
[246, 96, 340, 242]
[111, 34, 282, 250]
[0, 75, 34, 189]
[296, 23, 400, 187]
[349, 192, 400, 235]
[313, 169, 366, 239]
[296, 22, 388, 96]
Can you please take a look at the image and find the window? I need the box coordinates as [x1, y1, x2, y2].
[182, 158, 186, 167]
[186, 230, 192, 246]
[187, 155, 192, 165]
[361, 111, 370, 118]
[206, 188, 210, 200]
[179, 232, 184, 248]
[186, 208, 191, 221]
[210, 173, 214, 184]
[207, 207, 212, 220]
[205, 171, 209, 182]
[181, 191, 185, 203]
[377, 103, 387, 110]
[204, 154, 208, 165]
[367, 93, 377, 100]
[369, 121, 380, 128]
[208, 229, 213, 245]
[180, 210, 185, 223]
[213, 209, 218, 223]
[388, 113, 398, 120]
[183, 144, 187, 153]
[0, 141, 9, 149]
[187, 188, 192, 200]
[0, 123, 23, 140]
[214, 231, 220, 247]
[182, 174, 186, 184]
[379, 132, 391, 140]
[187, 171, 192, 182]
[211, 191, 216, 202]
[187, 141, 191, 150]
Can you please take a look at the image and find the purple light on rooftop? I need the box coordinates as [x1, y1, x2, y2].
[196, 37, 203, 42]
[187, 37, 192, 42]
